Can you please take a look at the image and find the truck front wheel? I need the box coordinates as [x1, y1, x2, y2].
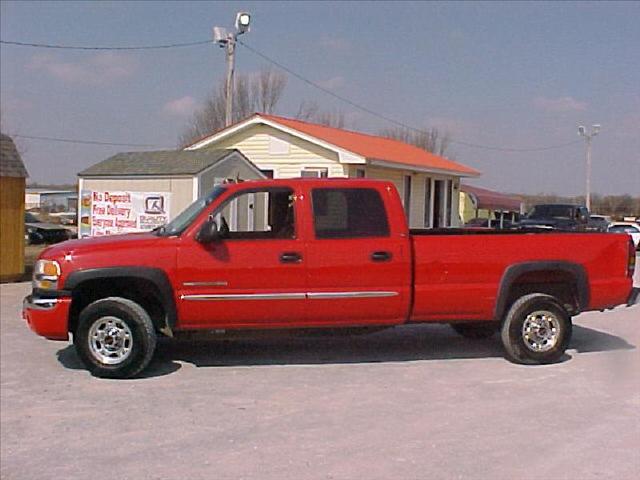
[74, 297, 157, 378]
[501, 293, 572, 364]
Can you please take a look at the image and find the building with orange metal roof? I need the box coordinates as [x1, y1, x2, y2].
[186, 113, 481, 228]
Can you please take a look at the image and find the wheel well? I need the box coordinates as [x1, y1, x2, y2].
[68, 277, 167, 335]
[503, 269, 580, 317]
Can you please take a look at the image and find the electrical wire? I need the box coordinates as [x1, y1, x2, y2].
[238, 39, 583, 153]
[3, 37, 584, 152]
[13, 134, 166, 148]
[0, 39, 212, 50]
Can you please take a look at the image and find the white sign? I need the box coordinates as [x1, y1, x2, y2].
[79, 190, 171, 237]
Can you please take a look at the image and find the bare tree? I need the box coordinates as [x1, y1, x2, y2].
[253, 67, 287, 114]
[379, 126, 452, 157]
[179, 68, 287, 147]
[295, 100, 320, 122]
[294, 101, 349, 129]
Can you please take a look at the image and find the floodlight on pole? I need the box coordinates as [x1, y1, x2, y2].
[213, 12, 252, 127]
[578, 124, 600, 212]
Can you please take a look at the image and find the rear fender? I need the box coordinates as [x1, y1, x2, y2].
[494, 261, 589, 321]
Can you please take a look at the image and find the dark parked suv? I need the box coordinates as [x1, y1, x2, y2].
[519, 204, 589, 231]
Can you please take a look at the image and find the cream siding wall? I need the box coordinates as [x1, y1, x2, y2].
[205, 125, 347, 179]
[81, 177, 194, 219]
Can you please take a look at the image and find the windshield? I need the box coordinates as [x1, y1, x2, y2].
[156, 186, 227, 236]
[527, 205, 574, 220]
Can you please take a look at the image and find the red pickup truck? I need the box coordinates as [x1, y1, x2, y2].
[24, 179, 638, 378]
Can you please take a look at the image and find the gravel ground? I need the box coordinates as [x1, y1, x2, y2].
[1, 266, 638, 480]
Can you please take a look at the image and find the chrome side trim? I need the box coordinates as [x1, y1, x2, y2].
[183, 281, 229, 287]
[181, 293, 306, 301]
[180, 291, 399, 301]
[307, 291, 399, 299]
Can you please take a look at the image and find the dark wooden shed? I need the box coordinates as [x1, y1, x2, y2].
[1, 133, 29, 281]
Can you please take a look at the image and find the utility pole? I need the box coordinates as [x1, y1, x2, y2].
[214, 12, 251, 127]
[577, 124, 600, 211]
[224, 39, 235, 127]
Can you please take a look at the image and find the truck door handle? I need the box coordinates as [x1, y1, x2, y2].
[280, 252, 302, 264]
[371, 251, 392, 262]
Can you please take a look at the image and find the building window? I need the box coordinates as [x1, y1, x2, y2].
[433, 180, 444, 228]
[301, 167, 329, 178]
[424, 177, 432, 227]
[403, 175, 412, 220]
[444, 180, 453, 227]
[260, 169, 274, 179]
[312, 188, 389, 239]
[355, 168, 366, 178]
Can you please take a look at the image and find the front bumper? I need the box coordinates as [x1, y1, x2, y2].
[23, 294, 71, 341]
[628, 287, 640, 307]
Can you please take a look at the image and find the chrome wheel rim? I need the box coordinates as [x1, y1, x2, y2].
[88, 316, 133, 365]
[522, 310, 560, 353]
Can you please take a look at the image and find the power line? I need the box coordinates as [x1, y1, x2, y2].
[4, 36, 583, 153]
[238, 39, 583, 153]
[0, 39, 212, 51]
[13, 134, 166, 148]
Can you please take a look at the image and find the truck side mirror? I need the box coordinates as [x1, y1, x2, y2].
[195, 219, 220, 243]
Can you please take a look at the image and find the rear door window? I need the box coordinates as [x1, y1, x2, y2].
[311, 188, 389, 239]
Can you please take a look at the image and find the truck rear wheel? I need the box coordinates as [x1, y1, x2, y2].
[501, 293, 572, 364]
[74, 297, 157, 378]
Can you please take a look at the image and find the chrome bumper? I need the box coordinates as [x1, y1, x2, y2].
[23, 294, 60, 310]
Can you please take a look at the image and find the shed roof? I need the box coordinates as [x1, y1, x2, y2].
[187, 113, 480, 177]
[79, 149, 250, 177]
[461, 184, 522, 212]
[0, 133, 28, 178]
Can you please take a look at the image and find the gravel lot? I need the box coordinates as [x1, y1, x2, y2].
[2, 266, 639, 480]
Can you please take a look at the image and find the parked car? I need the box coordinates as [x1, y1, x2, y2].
[24, 179, 637, 378]
[587, 214, 612, 232]
[608, 222, 640, 250]
[25, 212, 71, 245]
[48, 211, 78, 226]
[519, 204, 589, 231]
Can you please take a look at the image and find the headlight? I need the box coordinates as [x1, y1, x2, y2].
[33, 260, 61, 290]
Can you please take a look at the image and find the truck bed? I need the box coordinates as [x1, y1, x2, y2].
[409, 231, 631, 322]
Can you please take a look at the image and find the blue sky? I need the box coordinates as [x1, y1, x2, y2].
[1, 1, 639, 195]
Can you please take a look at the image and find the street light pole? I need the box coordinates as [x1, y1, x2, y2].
[578, 124, 600, 211]
[213, 12, 251, 128]
[224, 39, 236, 127]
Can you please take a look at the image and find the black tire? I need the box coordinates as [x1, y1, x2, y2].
[501, 293, 572, 365]
[450, 322, 499, 339]
[74, 297, 157, 378]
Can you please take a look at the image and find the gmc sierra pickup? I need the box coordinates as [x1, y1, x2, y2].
[24, 179, 638, 378]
